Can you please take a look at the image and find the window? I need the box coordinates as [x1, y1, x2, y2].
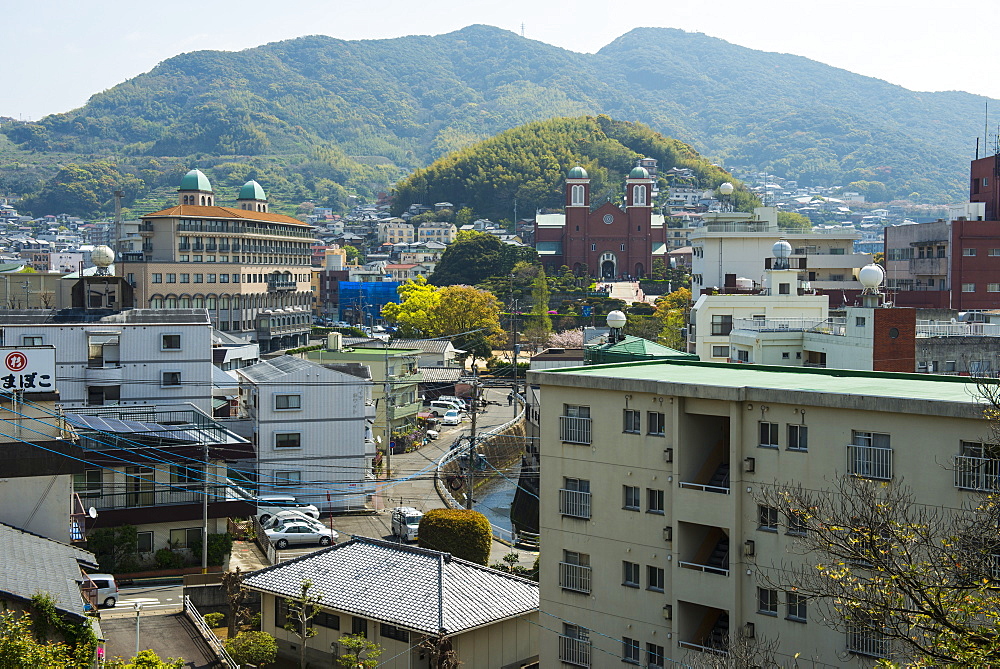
[275, 394, 302, 410]
[647, 411, 665, 436]
[963, 283, 976, 292]
[964, 248, 978, 256]
[274, 471, 301, 487]
[21, 335, 43, 346]
[380, 623, 408, 642]
[855, 317, 866, 327]
[788, 424, 808, 451]
[73, 469, 102, 498]
[560, 477, 591, 519]
[161, 334, 181, 350]
[87, 385, 120, 406]
[711, 314, 733, 336]
[989, 284, 1000, 293]
[352, 616, 368, 637]
[759, 421, 779, 448]
[847, 618, 888, 658]
[87, 334, 119, 368]
[623, 485, 640, 510]
[955, 441, 1000, 491]
[137, 531, 153, 553]
[646, 643, 665, 669]
[990, 249, 1000, 256]
[194, 274, 203, 283]
[560, 624, 591, 665]
[646, 565, 664, 592]
[152, 273, 162, 283]
[622, 561, 640, 588]
[757, 587, 778, 615]
[220, 274, 229, 283]
[647, 488, 664, 514]
[161, 371, 181, 387]
[781, 352, 790, 359]
[560, 404, 591, 444]
[166, 273, 176, 283]
[208, 274, 216, 283]
[316, 610, 340, 630]
[786, 509, 808, 536]
[622, 637, 640, 664]
[591, 243, 596, 251]
[712, 345, 730, 358]
[560, 550, 592, 593]
[275, 433, 301, 449]
[850, 431, 892, 479]
[170, 465, 198, 485]
[779, 282, 790, 294]
[169, 527, 201, 548]
[180, 273, 190, 283]
[787, 591, 807, 622]
[623, 409, 641, 434]
[736, 349, 750, 362]
[757, 504, 778, 532]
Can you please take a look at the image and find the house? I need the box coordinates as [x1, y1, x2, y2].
[242, 537, 539, 668]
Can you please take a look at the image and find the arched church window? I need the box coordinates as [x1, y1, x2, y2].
[634, 185, 647, 206]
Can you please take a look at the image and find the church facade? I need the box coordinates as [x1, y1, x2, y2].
[534, 166, 667, 279]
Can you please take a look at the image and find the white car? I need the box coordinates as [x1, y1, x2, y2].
[440, 409, 461, 426]
[265, 522, 339, 549]
[263, 509, 327, 532]
[255, 495, 320, 524]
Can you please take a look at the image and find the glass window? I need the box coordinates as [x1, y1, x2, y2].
[757, 587, 778, 615]
[711, 314, 733, 336]
[712, 345, 730, 358]
[622, 561, 640, 588]
[646, 643, 665, 669]
[647, 412, 665, 436]
[152, 274, 162, 283]
[161, 334, 181, 350]
[379, 623, 409, 642]
[315, 610, 340, 630]
[73, 469, 102, 497]
[964, 248, 977, 256]
[275, 394, 302, 410]
[622, 637, 640, 664]
[646, 565, 664, 592]
[963, 283, 976, 293]
[274, 471, 301, 487]
[787, 592, 807, 622]
[623, 485, 640, 510]
[208, 274, 217, 283]
[788, 424, 808, 451]
[759, 422, 779, 448]
[194, 274, 203, 283]
[757, 505, 778, 531]
[647, 488, 664, 514]
[22, 336, 43, 346]
[161, 371, 181, 387]
[180, 274, 190, 283]
[166, 273, 176, 283]
[137, 531, 153, 553]
[169, 527, 200, 548]
[352, 616, 368, 637]
[275, 433, 301, 448]
[786, 509, 808, 536]
[623, 409, 641, 433]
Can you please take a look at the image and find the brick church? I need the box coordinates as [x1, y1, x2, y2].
[534, 165, 668, 279]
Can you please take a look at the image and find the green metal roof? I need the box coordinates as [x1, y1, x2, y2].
[179, 169, 212, 192]
[238, 180, 267, 201]
[567, 166, 588, 179]
[629, 166, 650, 179]
[584, 335, 694, 365]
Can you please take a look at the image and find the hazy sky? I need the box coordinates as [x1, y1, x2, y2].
[5, 0, 997, 121]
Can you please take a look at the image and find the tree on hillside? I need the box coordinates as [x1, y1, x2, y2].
[19, 161, 144, 218]
[756, 475, 1000, 665]
[777, 211, 812, 231]
[429, 231, 535, 286]
[653, 288, 691, 350]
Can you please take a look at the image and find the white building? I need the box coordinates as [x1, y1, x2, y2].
[234, 355, 375, 511]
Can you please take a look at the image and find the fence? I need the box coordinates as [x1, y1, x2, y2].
[183, 595, 240, 668]
[250, 515, 277, 565]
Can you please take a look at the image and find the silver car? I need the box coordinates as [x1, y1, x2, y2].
[265, 522, 339, 549]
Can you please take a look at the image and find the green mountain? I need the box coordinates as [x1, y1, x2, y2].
[3, 24, 994, 215]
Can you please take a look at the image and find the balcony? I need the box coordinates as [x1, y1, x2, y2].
[732, 317, 829, 333]
[267, 278, 297, 292]
[847, 628, 889, 658]
[559, 416, 592, 445]
[848, 444, 893, 480]
[917, 323, 1000, 338]
[558, 635, 591, 667]
[558, 562, 592, 594]
[178, 243, 191, 251]
[955, 455, 1000, 491]
[558, 489, 592, 519]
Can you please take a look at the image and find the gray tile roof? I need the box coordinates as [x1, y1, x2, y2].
[390, 339, 453, 354]
[0, 522, 98, 619]
[243, 537, 537, 635]
[418, 367, 464, 383]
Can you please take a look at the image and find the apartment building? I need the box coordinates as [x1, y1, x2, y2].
[690, 207, 867, 295]
[377, 218, 415, 244]
[122, 171, 313, 351]
[529, 358, 992, 667]
[417, 220, 457, 244]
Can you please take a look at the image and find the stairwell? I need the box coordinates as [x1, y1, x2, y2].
[705, 612, 729, 651]
[708, 461, 730, 491]
[705, 535, 729, 574]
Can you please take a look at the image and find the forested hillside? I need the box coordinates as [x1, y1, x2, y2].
[2, 24, 994, 217]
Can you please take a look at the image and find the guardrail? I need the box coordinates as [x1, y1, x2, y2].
[678, 481, 731, 494]
[183, 595, 240, 668]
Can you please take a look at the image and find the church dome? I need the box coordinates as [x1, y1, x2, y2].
[238, 180, 267, 201]
[179, 169, 212, 192]
[568, 166, 588, 179]
[629, 166, 650, 179]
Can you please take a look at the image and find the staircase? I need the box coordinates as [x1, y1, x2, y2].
[708, 461, 730, 491]
[705, 535, 729, 574]
[705, 612, 729, 651]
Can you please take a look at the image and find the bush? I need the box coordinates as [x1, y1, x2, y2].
[85, 525, 139, 573]
[418, 509, 491, 565]
[154, 548, 185, 570]
[225, 630, 277, 667]
[189, 532, 232, 566]
[203, 612, 225, 628]
[249, 612, 262, 630]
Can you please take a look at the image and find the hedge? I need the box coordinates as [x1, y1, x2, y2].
[418, 509, 491, 565]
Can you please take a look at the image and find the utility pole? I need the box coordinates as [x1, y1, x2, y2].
[509, 273, 519, 418]
[465, 377, 479, 510]
[383, 342, 393, 482]
[201, 441, 209, 574]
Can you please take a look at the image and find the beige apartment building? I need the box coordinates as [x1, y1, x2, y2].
[122, 171, 313, 351]
[529, 358, 992, 667]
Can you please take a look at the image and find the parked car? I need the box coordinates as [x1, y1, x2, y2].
[87, 573, 119, 608]
[428, 400, 464, 417]
[265, 522, 339, 549]
[440, 409, 461, 426]
[437, 395, 470, 410]
[263, 509, 327, 531]
[391, 507, 423, 542]
[255, 495, 320, 524]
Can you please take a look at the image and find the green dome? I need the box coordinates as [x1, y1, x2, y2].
[238, 180, 267, 201]
[629, 166, 650, 179]
[567, 166, 588, 179]
[179, 169, 213, 192]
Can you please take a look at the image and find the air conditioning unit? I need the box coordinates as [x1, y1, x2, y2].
[664, 448, 674, 463]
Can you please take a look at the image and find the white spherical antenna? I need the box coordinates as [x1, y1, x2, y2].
[858, 263, 885, 290]
[772, 240, 792, 259]
[91, 245, 115, 267]
[606, 310, 627, 329]
[719, 182, 734, 195]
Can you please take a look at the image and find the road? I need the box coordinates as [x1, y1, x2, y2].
[100, 583, 185, 618]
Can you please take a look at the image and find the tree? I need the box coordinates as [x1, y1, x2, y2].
[547, 329, 584, 348]
[434, 285, 504, 369]
[105, 650, 185, 668]
[342, 244, 362, 264]
[284, 580, 322, 669]
[418, 509, 492, 565]
[523, 267, 552, 350]
[756, 475, 1000, 665]
[429, 231, 535, 286]
[776, 211, 812, 231]
[225, 631, 277, 667]
[0, 611, 75, 668]
[382, 276, 442, 338]
[652, 288, 691, 350]
[222, 567, 251, 638]
[85, 524, 140, 573]
[336, 633, 383, 668]
[417, 636, 461, 669]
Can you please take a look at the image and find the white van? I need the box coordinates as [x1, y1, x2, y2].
[390, 507, 423, 542]
[428, 400, 464, 417]
[86, 573, 119, 608]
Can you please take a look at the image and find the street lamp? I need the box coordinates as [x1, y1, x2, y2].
[133, 602, 143, 657]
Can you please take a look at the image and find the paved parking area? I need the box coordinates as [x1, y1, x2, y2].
[101, 612, 218, 667]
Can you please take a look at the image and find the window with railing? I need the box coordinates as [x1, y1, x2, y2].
[559, 551, 592, 594]
[560, 405, 592, 444]
[559, 478, 592, 519]
[559, 624, 591, 667]
[847, 623, 889, 658]
[849, 432, 892, 479]
[955, 442, 1000, 491]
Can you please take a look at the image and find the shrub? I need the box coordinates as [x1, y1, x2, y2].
[225, 630, 277, 667]
[249, 612, 262, 630]
[154, 548, 184, 570]
[418, 509, 491, 565]
[189, 532, 232, 566]
[203, 612, 225, 628]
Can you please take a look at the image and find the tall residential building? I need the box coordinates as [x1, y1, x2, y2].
[122, 171, 313, 351]
[529, 359, 992, 667]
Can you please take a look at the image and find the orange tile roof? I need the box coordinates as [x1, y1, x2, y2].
[143, 205, 310, 226]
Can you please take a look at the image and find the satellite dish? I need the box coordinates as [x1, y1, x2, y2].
[88, 507, 98, 519]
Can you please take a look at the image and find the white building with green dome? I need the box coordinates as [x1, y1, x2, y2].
[122, 170, 315, 352]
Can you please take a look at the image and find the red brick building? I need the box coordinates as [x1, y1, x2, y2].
[534, 166, 667, 279]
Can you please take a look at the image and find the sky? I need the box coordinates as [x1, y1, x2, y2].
[4, 0, 998, 121]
